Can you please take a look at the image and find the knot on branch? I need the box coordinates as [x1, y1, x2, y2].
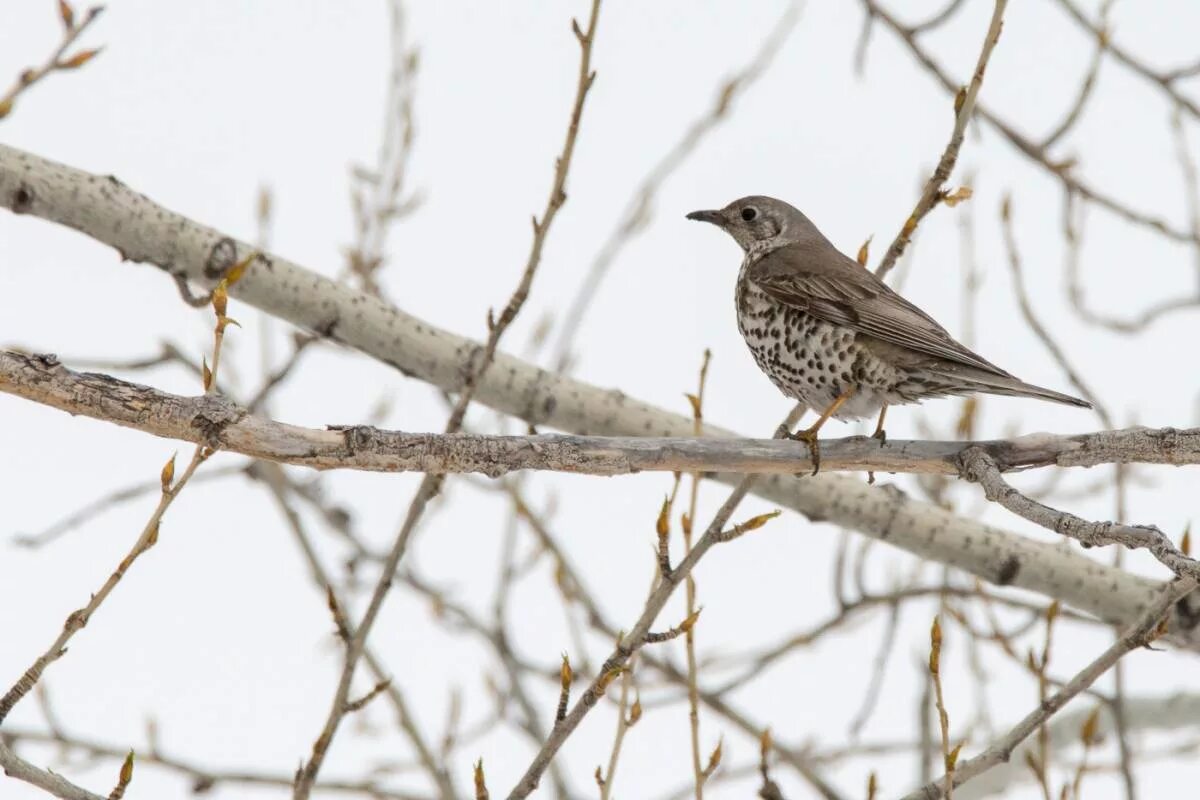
[204, 237, 237, 279]
[956, 446, 995, 485]
[189, 395, 244, 446]
[10, 183, 34, 214]
[334, 424, 383, 455]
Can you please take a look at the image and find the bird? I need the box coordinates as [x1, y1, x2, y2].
[686, 195, 1090, 473]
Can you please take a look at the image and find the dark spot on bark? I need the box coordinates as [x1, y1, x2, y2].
[1175, 594, 1200, 630]
[383, 358, 416, 378]
[190, 400, 245, 446]
[204, 237, 237, 279]
[996, 555, 1020, 586]
[315, 315, 340, 339]
[335, 424, 380, 453]
[11, 184, 34, 213]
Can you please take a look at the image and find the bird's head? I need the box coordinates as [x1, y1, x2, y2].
[686, 195, 817, 254]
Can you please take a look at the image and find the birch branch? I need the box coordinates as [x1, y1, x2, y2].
[3, 350, 1198, 478]
[1, 143, 1198, 646]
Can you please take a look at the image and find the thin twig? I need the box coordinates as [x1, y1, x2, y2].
[0, 3, 103, 121]
[291, 5, 602, 796]
[550, 2, 799, 371]
[958, 447, 1200, 583]
[874, 0, 1007, 279]
[0, 268, 244, 724]
[900, 578, 1195, 800]
[860, 0, 1200, 246]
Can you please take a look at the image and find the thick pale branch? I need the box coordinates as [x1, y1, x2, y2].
[2, 143, 1197, 645]
[4, 351, 1197, 477]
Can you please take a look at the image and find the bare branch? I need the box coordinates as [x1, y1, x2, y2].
[0, 4, 103, 121]
[901, 578, 1196, 800]
[0, 739, 105, 800]
[874, 0, 1007, 279]
[291, 3, 603, 796]
[860, 0, 1200, 246]
[4, 351, 1197, 479]
[551, 2, 800, 370]
[1, 144, 1194, 652]
[959, 447, 1199, 583]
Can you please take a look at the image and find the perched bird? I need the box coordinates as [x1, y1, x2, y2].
[687, 195, 1090, 472]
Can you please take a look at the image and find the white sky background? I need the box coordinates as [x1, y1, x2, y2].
[2, 0, 1199, 798]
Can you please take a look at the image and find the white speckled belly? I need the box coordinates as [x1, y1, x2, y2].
[735, 271, 899, 420]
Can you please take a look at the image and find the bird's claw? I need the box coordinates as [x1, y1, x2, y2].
[872, 427, 887, 446]
[788, 428, 822, 475]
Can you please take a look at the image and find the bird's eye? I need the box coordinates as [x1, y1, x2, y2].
[741, 207, 758, 222]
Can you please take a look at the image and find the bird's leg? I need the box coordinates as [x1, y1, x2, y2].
[871, 403, 889, 444]
[789, 387, 855, 475]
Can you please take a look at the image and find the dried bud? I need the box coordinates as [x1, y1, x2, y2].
[212, 281, 228, 319]
[473, 759, 489, 800]
[946, 742, 963, 772]
[704, 737, 723, 776]
[225, 252, 255, 286]
[656, 496, 670, 537]
[59, 0, 75, 29]
[560, 653, 572, 690]
[1080, 706, 1101, 745]
[929, 617, 943, 675]
[736, 510, 781, 534]
[160, 453, 176, 492]
[942, 186, 973, 207]
[59, 48, 102, 69]
[627, 694, 642, 726]
[856, 235, 872, 267]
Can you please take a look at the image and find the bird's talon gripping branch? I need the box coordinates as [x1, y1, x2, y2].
[788, 387, 855, 475]
[787, 426, 822, 475]
[871, 403, 888, 445]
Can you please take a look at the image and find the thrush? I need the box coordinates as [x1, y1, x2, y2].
[687, 195, 1090, 473]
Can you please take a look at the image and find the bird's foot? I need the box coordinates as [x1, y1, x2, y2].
[872, 427, 887, 446]
[788, 426, 822, 476]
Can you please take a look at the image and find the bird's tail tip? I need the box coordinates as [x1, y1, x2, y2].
[1019, 382, 1092, 409]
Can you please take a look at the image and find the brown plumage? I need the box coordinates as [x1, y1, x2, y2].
[687, 195, 1089, 470]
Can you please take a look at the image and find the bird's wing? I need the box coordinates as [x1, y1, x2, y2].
[747, 241, 1011, 376]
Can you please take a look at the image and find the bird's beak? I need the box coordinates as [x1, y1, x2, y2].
[686, 209, 723, 226]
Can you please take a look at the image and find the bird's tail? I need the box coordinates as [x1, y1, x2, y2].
[929, 366, 1092, 408]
